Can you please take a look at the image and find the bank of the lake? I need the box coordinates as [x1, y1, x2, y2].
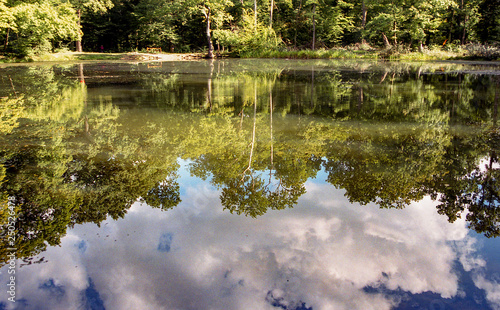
[0, 51, 206, 63]
[3, 44, 500, 63]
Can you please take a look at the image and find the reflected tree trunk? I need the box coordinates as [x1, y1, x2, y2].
[310, 66, 315, 107]
[8, 76, 17, 98]
[269, 85, 274, 182]
[358, 86, 363, 111]
[206, 59, 214, 111]
[242, 83, 258, 180]
[380, 71, 388, 83]
[78, 63, 85, 84]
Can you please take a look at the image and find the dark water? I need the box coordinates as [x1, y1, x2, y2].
[0, 59, 499, 310]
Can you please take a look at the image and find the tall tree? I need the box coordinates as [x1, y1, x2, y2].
[186, 0, 232, 58]
[70, 0, 113, 52]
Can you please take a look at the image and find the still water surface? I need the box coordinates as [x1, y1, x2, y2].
[0, 59, 499, 309]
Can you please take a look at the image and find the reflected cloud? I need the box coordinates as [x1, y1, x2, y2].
[0, 178, 496, 310]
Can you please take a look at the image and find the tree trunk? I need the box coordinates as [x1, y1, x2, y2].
[294, 0, 303, 48]
[205, 8, 214, 59]
[382, 33, 391, 48]
[270, 0, 274, 28]
[4, 28, 9, 49]
[241, 84, 258, 179]
[462, 15, 468, 44]
[393, 20, 397, 45]
[448, 9, 454, 43]
[76, 9, 82, 52]
[76, 9, 83, 52]
[269, 85, 274, 171]
[361, 0, 367, 28]
[312, 3, 316, 50]
[254, 0, 258, 28]
[494, 77, 499, 126]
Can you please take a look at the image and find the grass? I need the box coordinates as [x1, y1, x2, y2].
[33, 52, 124, 61]
[241, 47, 380, 59]
[0, 51, 127, 63]
[239, 46, 473, 61]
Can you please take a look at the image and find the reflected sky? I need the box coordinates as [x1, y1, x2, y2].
[1, 162, 499, 310]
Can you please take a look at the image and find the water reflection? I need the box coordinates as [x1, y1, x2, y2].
[0, 60, 499, 309]
[2, 177, 498, 309]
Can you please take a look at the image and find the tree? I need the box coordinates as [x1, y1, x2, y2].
[185, 0, 233, 58]
[70, 0, 113, 52]
[0, 0, 15, 49]
[9, 0, 80, 56]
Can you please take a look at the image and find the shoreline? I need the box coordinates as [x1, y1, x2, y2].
[1, 50, 499, 63]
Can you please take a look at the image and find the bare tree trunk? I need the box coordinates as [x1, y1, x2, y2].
[312, 3, 316, 50]
[76, 9, 83, 52]
[4, 28, 9, 49]
[393, 21, 397, 45]
[462, 15, 468, 45]
[382, 33, 391, 48]
[448, 9, 454, 43]
[270, 0, 274, 28]
[460, 0, 466, 45]
[294, 0, 303, 48]
[361, 0, 367, 28]
[205, 8, 214, 59]
[254, 0, 258, 28]
[361, 0, 367, 43]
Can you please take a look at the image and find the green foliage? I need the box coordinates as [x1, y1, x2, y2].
[71, 0, 113, 13]
[0, 0, 14, 30]
[1, 0, 499, 57]
[133, 0, 182, 48]
[214, 11, 281, 55]
[6, 0, 80, 57]
[0, 97, 23, 134]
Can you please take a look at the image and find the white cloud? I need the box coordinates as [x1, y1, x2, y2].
[0, 179, 490, 310]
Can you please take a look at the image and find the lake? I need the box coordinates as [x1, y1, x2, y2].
[0, 59, 499, 310]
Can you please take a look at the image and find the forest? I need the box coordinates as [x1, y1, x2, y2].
[0, 0, 499, 58]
